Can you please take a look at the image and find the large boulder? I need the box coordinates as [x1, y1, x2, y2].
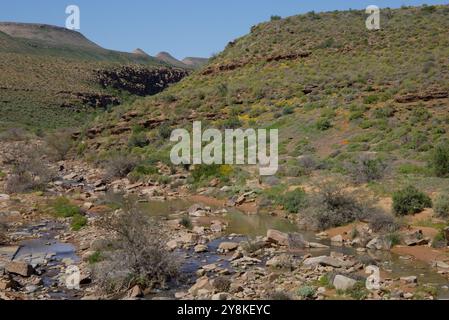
[6, 261, 34, 277]
[267, 229, 289, 246]
[333, 275, 357, 291]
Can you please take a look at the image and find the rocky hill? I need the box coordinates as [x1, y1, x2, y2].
[87, 5, 449, 200]
[0, 23, 189, 130]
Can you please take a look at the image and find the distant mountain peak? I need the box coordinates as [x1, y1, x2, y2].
[133, 48, 150, 57]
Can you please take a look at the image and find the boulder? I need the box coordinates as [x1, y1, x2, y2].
[333, 275, 357, 291]
[366, 237, 392, 251]
[303, 256, 353, 268]
[403, 231, 429, 246]
[288, 233, 308, 249]
[267, 229, 289, 246]
[194, 245, 208, 253]
[266, 254, 293, 269]
[6, 261, 34, 277]
[444, 227, 449, 245]
[218, 242, 239, 252]
[166, 240, 179, 251]
[189, 276, 212, 296]
[128, 285, 144, 298]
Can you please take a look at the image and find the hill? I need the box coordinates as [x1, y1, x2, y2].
[182, 57, 209, 68]
[86, 5, 449, 198]
[0, 23, 189, 130]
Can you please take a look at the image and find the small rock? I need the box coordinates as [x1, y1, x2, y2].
[0, 194, 10, 201]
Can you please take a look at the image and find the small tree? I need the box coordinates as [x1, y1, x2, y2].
[93, 200, 180, 294]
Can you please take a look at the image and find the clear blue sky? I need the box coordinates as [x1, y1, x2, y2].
[1, 0, 447, 59]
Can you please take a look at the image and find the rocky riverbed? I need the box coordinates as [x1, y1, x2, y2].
[0, 140, 448, 300]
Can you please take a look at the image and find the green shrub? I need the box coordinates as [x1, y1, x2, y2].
[52, 197, 81, 218]
[282, 189, 307, 213]
[71, 214, 88, 231]
[386, 232, 402, 246]
[363, 95, 379, 104]
[104, 153, 139, 181]
[88, 251, 103, 264]
[298, 286, 316, 299]
[392, 186, 432, 216]
[303, 183, 367, 230]
[128, 132, 149, 148]
[347, 154, 387, 183]
[180, 216, 192, 229]
[434, 194, 449, 218]
[347, 282, 369, 300]
[316, 118, 332, 131]
[429, 144, 449, 177]
[270, 15, 282, 21]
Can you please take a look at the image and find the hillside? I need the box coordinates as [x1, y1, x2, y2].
[0, 23, 188, 130]
[182, 57, 209, 68]
[87, 5, 449, 195]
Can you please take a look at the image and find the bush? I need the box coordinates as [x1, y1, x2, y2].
[71, 214, 88, 231]
[5, 151, 55, 194]
[368, 211, 401, 233]
[104, 154, 139, 181]
[180, 216, 192, 229]
[93, 201, 180, 293]
[45, 130, 74, 161]
[392, 186, 432, 216]
[270, 15, 282, 21]
[52, 197, 81, 218]
[347, 154, 387, 183]
[0, 128, 27, 141]
[298, 286, 317, 299]
[429, 144, 449, 177]
[316, 118, 332, 131]
[434, 194, 449, 218]
[128, 132, 149, 148]
[303, 183, 367, 230]
[282, 189, 307, 213]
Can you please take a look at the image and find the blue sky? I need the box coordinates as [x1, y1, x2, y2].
[0, 0, 447, 59]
